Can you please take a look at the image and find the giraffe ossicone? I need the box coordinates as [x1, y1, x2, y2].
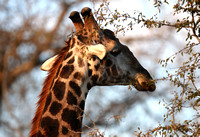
[30, 7, 156, 137]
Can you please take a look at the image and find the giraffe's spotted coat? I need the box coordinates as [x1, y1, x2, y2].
[62, 108, 81, 131]
[64, 51, 73, 60]
[67, 56, 75, 64]
[88, 69, 92, 77]
[78, 56, 84, 67]
[66, 90, 77, 105]
[36, 131, 43, 137]
[60, 65, 74, 79]
[70, 38, 76, 49]
[94, 63, 100, 71]
[62, 126, 69, 135]
[30, 7, 156, 137]
[92, 74, 98, 84]
[43, 92, 52, 114]
[49, 101, 62, 116]
[85, 93, 88, 99]
[73, 72, 83, 80]
[69, 81, 81, 97]
[87, 83, 92, 90]
[79, 100, 85, 111]
[41, 117, 59, 137]
[53, 80, 65, 101]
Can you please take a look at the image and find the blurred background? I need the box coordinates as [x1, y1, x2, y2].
[0, 0, 198, 137]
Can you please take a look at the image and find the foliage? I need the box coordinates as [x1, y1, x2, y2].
[0, 0, 89, 136]
[0, 0, 199, 136]
[96, 0, 200, 136]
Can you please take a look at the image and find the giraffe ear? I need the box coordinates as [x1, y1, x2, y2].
[86, 44, 107, 60]
[40, 55, 58, 71]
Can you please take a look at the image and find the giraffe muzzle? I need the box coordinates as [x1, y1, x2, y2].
[134, 73, 156, 92]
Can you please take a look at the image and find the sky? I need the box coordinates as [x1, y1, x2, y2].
[1, 0, 197, 137]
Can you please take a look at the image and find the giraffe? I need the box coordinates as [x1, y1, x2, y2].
[30, 7, 156, 137]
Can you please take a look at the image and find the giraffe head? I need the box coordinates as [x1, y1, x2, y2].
[91, 31, 156, 91]
[41, 7, 156, 92]
[30, 7, 156, 137]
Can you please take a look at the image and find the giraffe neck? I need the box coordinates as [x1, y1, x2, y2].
[38, 80, 89, 137]
[37, 43, 93, 137]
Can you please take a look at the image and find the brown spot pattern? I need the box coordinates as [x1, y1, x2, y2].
[43, 92, 52, 114]
[37, 131, 45, 137]
[79, 100, 85, 111]
[60, 65, 74, 79]
[92, 75, 99, 84]
[41, 117, 59, 137]
[87, 83, 92, 90]
[49, 101, 62, 116]
[67, 57, 75, 64]
[78, 56, 84, 67]
[66, 91, 77, 105]
[62, 126, 69, 135]
[53, 81, 65, 101]
[74, 72, 82, 80]
[85, 93, 88, 99]
[69, 81, 81, 97]
[70, 38, 75, 49]
[64, 51, 73, 60]
[88, 69, 92, 77]
[62, 108, 81, 131]
[95, 63, 100, 70]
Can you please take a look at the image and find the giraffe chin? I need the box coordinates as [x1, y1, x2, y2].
[133, 73, 156, 92]
[134, 82, 156, 92]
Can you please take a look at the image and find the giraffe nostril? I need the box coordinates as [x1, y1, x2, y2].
[136, 79, 156, 92]
[149, 84, 156, 92]
[148, 80, 156, 92]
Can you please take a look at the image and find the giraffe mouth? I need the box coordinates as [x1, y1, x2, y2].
[133, 73, 156, 92]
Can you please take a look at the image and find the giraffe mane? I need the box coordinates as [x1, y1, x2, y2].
[29, 45, 70, 137]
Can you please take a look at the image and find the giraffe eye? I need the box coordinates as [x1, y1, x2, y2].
[110, 50, 121, 56]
